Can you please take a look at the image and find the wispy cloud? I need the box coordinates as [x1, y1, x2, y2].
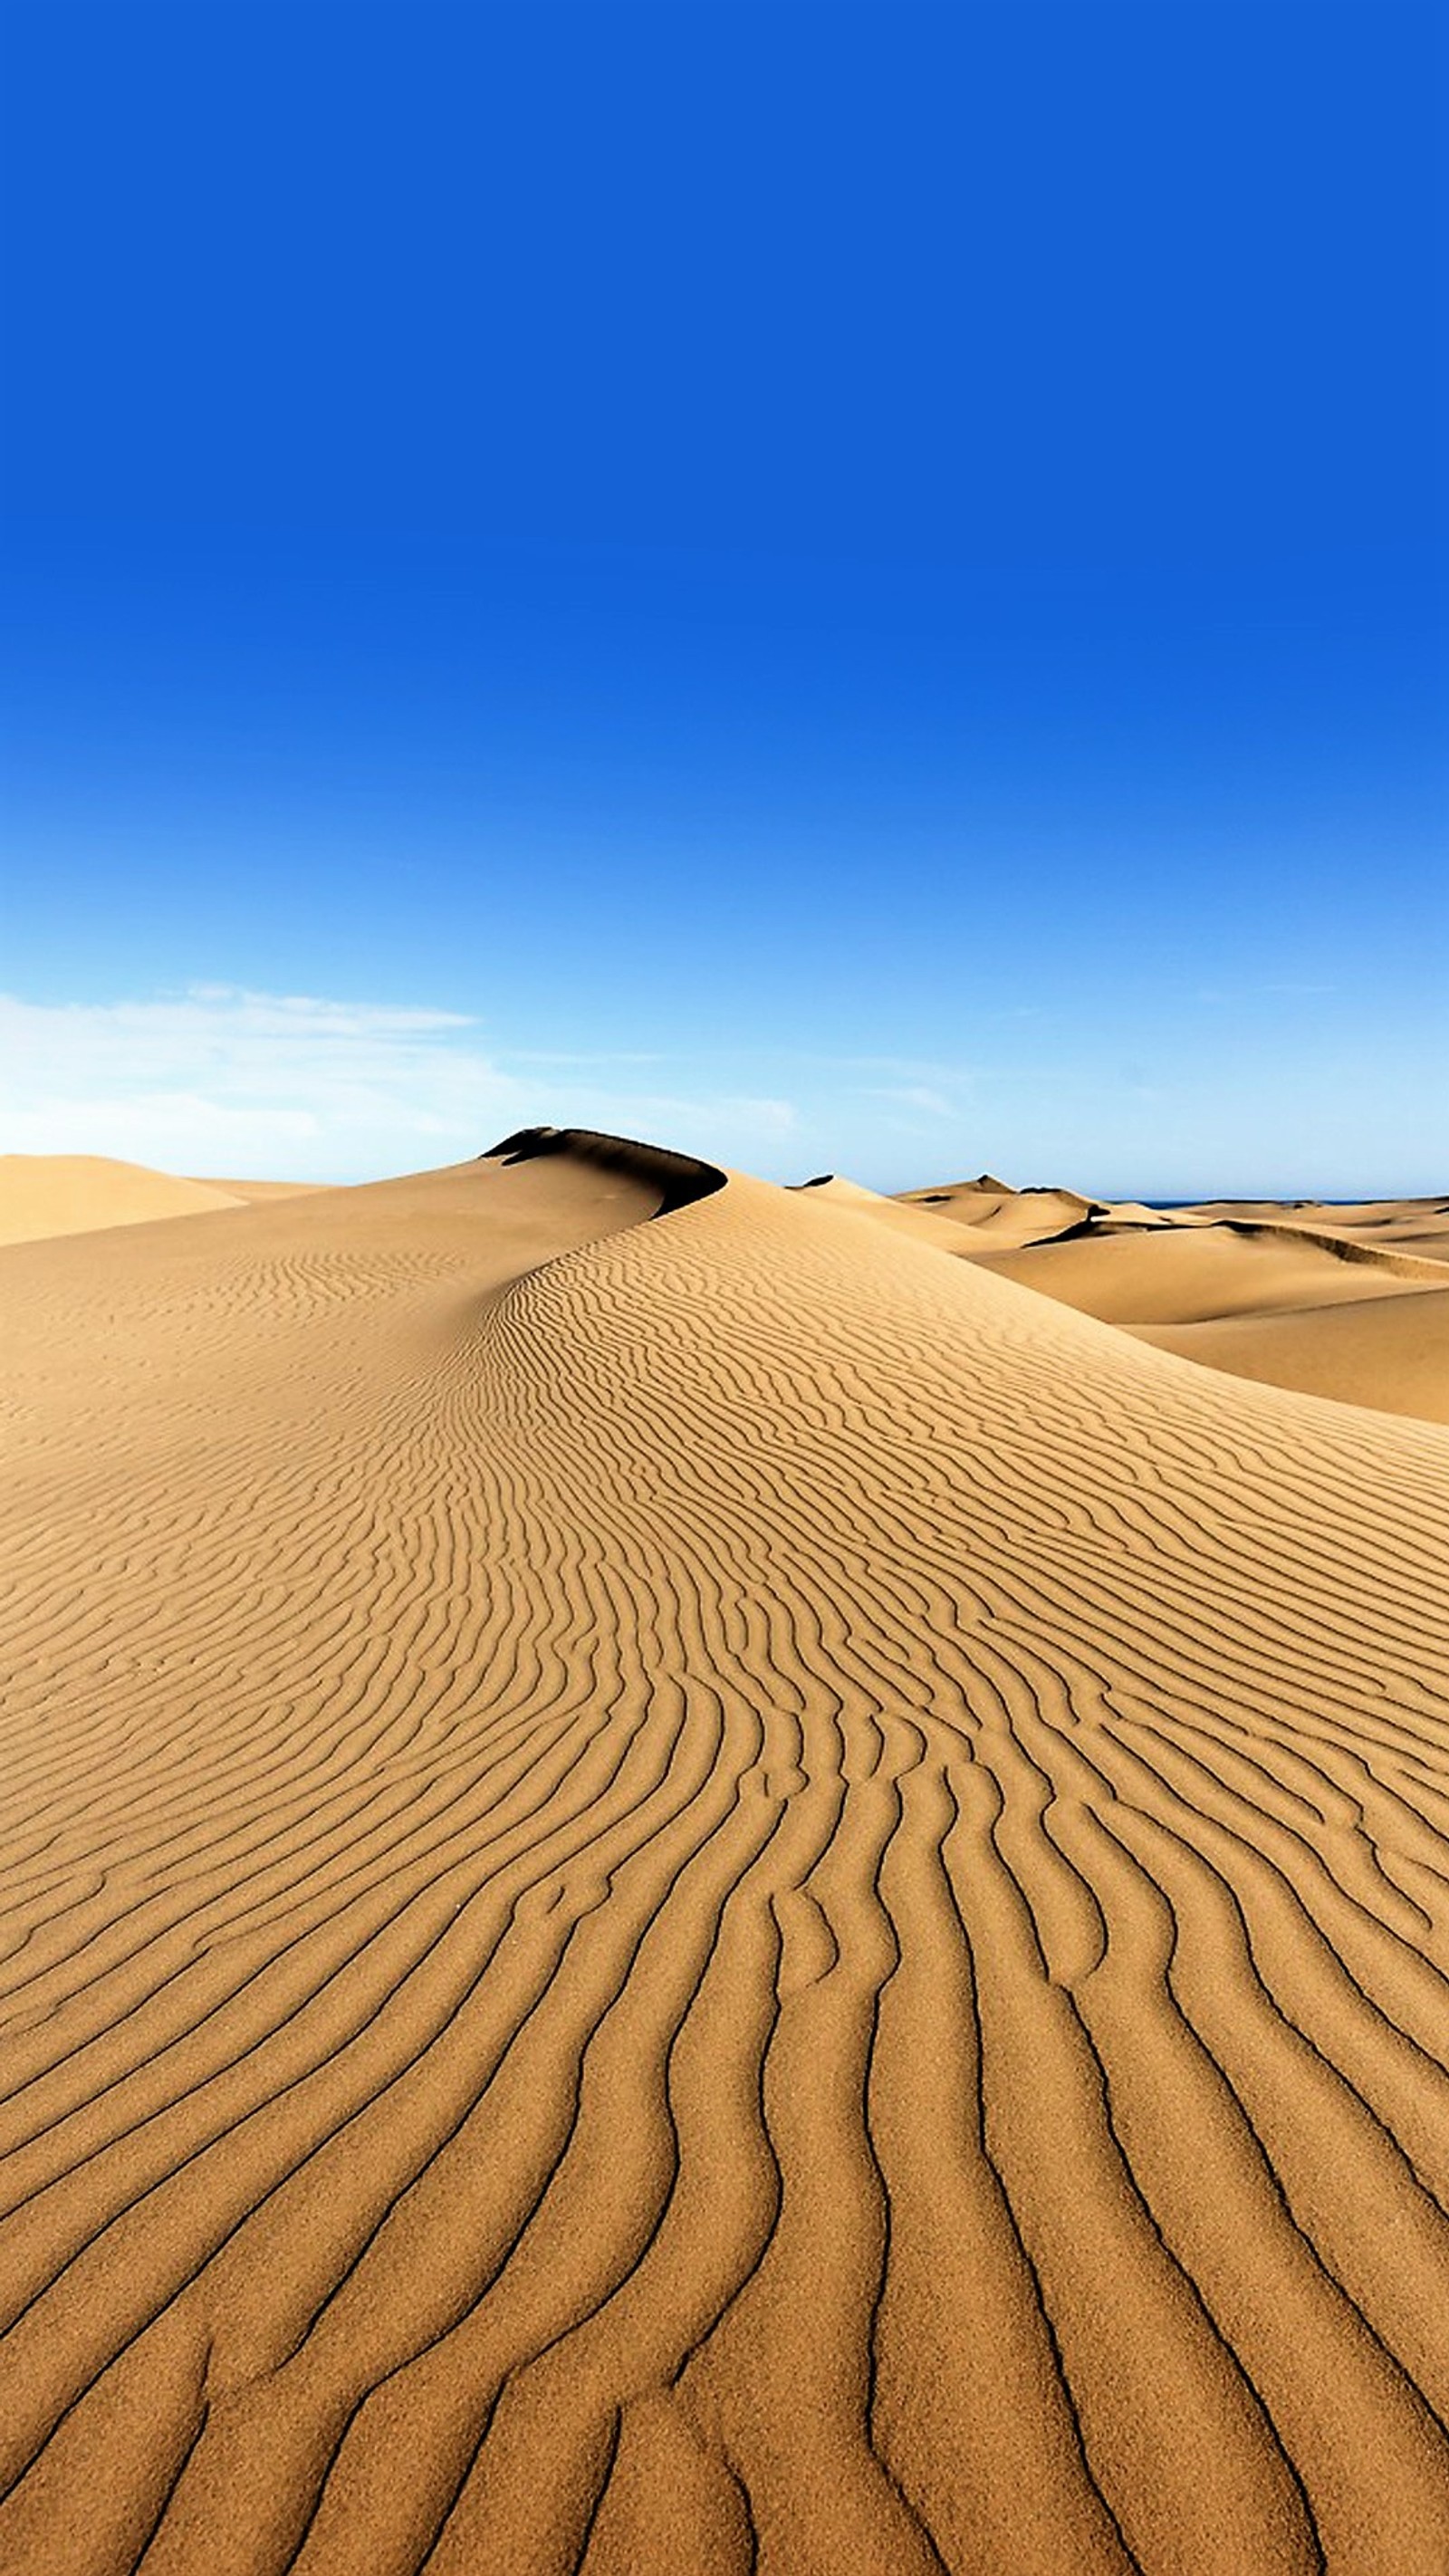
[504, 1048, 667, 1069]
[0, 986, 798, 1180]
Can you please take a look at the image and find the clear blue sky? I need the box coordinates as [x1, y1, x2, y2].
[3, 0, 1444, 1192]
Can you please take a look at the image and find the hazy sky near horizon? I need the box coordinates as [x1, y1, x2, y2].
[3, 0, 1445, 1195]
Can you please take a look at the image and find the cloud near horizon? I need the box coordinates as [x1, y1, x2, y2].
[0, 987, 801, 1182]
[3, 983, 1439, 1202]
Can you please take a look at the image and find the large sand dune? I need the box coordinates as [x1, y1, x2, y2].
[3, 1132, 1449, 2571]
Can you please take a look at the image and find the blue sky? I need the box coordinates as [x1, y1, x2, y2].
[3, 0, 1444, 1193]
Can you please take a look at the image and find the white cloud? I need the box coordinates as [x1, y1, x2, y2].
[0, 986, 800, 1181]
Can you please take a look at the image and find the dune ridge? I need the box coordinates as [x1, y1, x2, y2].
[486, 1124, 727, 1215]
[1141, 1215, 1448, 1284]
[2, 1139, 1449, 2571]
[1185, 1199, 1449, 1262]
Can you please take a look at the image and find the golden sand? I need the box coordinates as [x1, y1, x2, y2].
[2, 1133, 1447, 2571]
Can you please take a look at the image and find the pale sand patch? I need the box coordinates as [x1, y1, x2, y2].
[188, 1177, 328, 1205]
[1133, 1289, 1449, 1427]
[0, 1155, 249, 1247]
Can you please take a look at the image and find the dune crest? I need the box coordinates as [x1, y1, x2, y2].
[486, 1123, 727, 1215]
[2, 1137, 1448, 2571]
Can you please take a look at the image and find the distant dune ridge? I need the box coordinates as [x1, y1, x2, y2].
[2, 1134, 1448, 2571]
[884, 1176, 1449, 1427]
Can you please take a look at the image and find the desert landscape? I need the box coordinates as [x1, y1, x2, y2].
[6, 0, 1441, 2562]
[2, 1127, 1447, 2573]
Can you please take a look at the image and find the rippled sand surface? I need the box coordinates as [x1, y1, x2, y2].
[3, 1133, 1448, 2572]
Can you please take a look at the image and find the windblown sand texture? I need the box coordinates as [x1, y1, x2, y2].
[4, 1129, 1449, 2572]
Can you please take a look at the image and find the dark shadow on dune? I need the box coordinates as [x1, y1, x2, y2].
[1043, 1206, 1119, 1242]
[484, 1127, 727, 1218]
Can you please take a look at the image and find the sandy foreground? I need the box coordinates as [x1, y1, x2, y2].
[2, 1131, 1448, 2572]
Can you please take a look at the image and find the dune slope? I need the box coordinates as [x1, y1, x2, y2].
[0, 1156, 252, 1247]
[895, 1177, 1103, 1249]
[971, 1216, 1449, 1425]
[2, 1139, 1449, 2572]
[973, 1219, 1446, 1325]
[1136, 1290, 1449, 1428]
[1186, 1199, 1449, 1264]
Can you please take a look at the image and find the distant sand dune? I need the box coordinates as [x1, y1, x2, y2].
[955, 1199, 1447, 1424]
[0, 1155, 253, 1247]
[1135, 1288, 1449, 1427]
[1186, 1198, 1449, 1264]
[895, 1177, 1104, 1250]
[973, 1219, 1447, 1325]
[0, 1158, 324, 1250]
[2, 1138, 1448, 2570]
[187, 1178, 324, 1206]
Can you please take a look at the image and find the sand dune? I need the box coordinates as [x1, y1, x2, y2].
[0, 1156, 257, 1248]
[792, 1173, 990, 1258]
[0, 1158, 324, 1250]
[963, 1206, 1447, 1424]
[3, 1131, 1449, 2571]
[973, 1221, 1446, 1326]
[1133, 1289, 1449, 1427]
[878, 1171, 1448, 1425]
[1185, 1198, 1449, 1263]
[895, 1175, 1105, 1250]
[187, 1179, 324, 1206]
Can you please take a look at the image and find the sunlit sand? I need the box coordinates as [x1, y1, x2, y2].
[2, 1131, 1446, 2571]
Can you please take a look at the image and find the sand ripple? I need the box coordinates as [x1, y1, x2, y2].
[2, 1144, 1447, 2571]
